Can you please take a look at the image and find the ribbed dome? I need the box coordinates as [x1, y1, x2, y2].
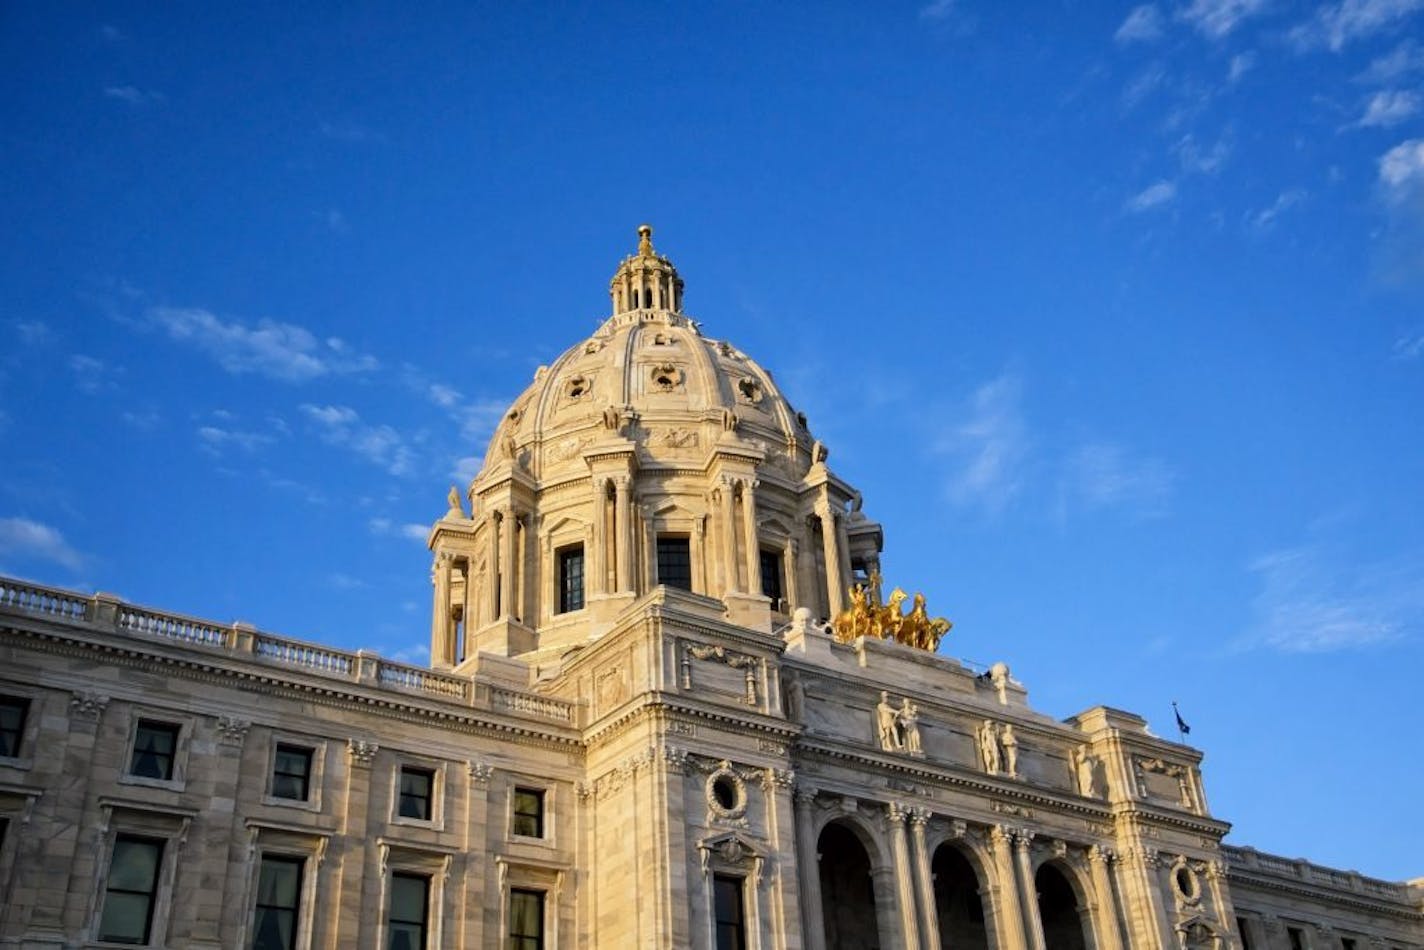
[475, 227, 819, 487]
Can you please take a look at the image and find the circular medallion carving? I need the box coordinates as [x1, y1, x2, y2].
[706, 768, 747, 820]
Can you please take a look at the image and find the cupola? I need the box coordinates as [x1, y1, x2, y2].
[609, 224, 684, 314]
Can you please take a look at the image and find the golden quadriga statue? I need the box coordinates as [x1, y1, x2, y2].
[832, 578, 952, 651]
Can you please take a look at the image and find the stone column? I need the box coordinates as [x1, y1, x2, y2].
[36, 694, 107, 937]
[459, 556, 473, 661]
[794, 785, 827, 950]
[784, 539, 800, 610]
[990, 826, 1030, 950]
[908, 807, 940, 950]
[460, 762, 494, 946]
[742, 479, 762, 596]
[1014, 831, 1047, 950]
[614, 476, 632, 592]
[327, 739, 378, 948]
[501, 508, 518, 621]
[487, 513, 501, 622]
[816, 503, 844, 616]
[590, 481, 606, 595]
[1118, 846, 1172, 950]
[720, 478, 739, 592]
[430, 553, 453, 667]
[693, 517, 708, 593]
[887, 804, 922, 950]
[1205, 860, 1237, 939]
[1089, 846, 1125, 950]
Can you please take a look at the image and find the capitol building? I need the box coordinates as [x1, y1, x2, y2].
[0, 227, 1419, 949]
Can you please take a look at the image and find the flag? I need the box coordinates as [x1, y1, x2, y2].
[1173, 702, 1191, 736]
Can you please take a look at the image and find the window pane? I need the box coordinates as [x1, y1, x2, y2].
[558, 547, 585, 613]
[131, 722, 177, 779]
[390, 873, 429, 923]
[759, 550, 783, 603]
[508, 889, 544, 945]
[398, 768, 433, 819]
[108, 838, 161, 891]
[388, 922, 424, 950]
[272, 745, 312, 800]
[512, 788, 543, 838]
[99, 891, 153, 943]
[0, 697, 27, 757]
[257, 858, 302, 907]
[714, 875, 745, 950]
[656, 537, 692, 591]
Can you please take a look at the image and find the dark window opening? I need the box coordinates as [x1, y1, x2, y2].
[0, 696, 29, 757]
[1288, 927, 1305, 950]
[271, 744, 313, 801]
[508, 889, 545, 950]
[130, 720, 179, 780]
[98, 834, 164, 945]
[253, 854, 304, 950]
[512, 787, 544, 838]
[557, 545, 585, 614]
[1237, 918, 1254, 950]
[388, 872, 429, 950]
[759, 550, 784, 606]
[656, 536, 692, 591]
[398, 767, 434, 821]
[713, 875, 746, 950]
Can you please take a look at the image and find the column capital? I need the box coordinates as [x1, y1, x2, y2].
[1012, 828, 1036, 851]
[886, 801, 911, 824]
[1089, 844, 1118, 865]
[794, 783, 820, 807]
[347, 738, 379, 767]
[907, 805, 932, 828]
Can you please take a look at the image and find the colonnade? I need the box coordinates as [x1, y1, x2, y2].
[794, 791, 1133, 950]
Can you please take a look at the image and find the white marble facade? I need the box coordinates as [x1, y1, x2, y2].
[0, 228, 1419, 949]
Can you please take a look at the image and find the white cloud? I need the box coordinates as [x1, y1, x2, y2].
[1175, 132, 1232, 174]
[935, 374, 1028, 513]
[1356, 39, 1424, 82]
[68, 354, 117, 395]
[14, 320, 50, 345]
[0, 517, 85, 570]
[1378, 138, 1424, 194]
[452, 456, 482, 484]
[1249, 189, 1308, 230]
[148, 307, 378, 382]
[1126, 180, 1178, 212]
[103, 85, 164, 106]
[1228, 51, 1257, 83]
[368, 517, 431, 544]
[1116, 4, 1165, 42]
[120, 409, 162, 430]
[1062, 443, 1174, 517]
[1357, 89, 1421, 127]
[327, 572, 365, 590]
[1244, 546, 1423, 651]
[1289, 0, 1424, 51]
[301, 404, 415, 476]
[196, 425, 274, 454]
[1121, 64, 1168, 110]
[1177, 0, 1268, 38]
[1393, 329, 1424, 358]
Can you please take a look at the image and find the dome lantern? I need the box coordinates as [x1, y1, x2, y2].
[609, 224, 684, 315]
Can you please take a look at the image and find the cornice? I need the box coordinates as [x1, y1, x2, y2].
[1226, 869, 1423, 921]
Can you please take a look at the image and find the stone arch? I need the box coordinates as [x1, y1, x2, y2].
[1034, 859, 1093, 950]
[816, 817, 890, 950]
[930, 839, 991, 950]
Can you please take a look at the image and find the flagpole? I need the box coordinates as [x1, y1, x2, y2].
[1171, 701, 1190, 744]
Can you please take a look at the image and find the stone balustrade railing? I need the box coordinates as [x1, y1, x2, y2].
[0, 574, 575, 726]
[1223, 845, 1411, 902]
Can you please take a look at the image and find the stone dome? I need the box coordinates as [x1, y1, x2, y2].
[429, 226, 884, 668]
[477, 225, 818, 485]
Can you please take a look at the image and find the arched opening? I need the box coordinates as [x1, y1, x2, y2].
[932, 844, 989, 949]
[1036, 863, 1088, 950]
[818, 822, 881, 950]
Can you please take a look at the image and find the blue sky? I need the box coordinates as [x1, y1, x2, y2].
[2, 2, 1422, 879]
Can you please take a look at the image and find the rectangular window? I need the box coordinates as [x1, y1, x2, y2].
[252, 855, 304, 950]
[759, 549, 783, 605]
[271, 744, 313, 801]
[129, 720, 180, 780]
[512, 787, 544, 838]
[1342, 939, 1357, 950]
[507, 889, 544, 950]
[1237, 917, 1253, 950]
[557, 545, 585, 613]
[656, 536, 692, 591]
[1287, 927, 1305, 950]
[0, 696, 28, 757]
[713, 874, 746, 950]
[387, 872, 429, 950]
[398, 767, 434, 821]
[98, 834, 164, 945]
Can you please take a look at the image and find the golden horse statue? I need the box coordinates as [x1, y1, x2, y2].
[832, 583, 951, 651]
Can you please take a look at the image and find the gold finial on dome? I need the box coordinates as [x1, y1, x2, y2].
[637, 224, 655, 257]
[610, 224, 683, 315]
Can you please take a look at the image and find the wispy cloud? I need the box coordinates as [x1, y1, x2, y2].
[369, 517, 430, 543]
[1378, 138, 1424, 196]
[1228, 51, 1257, 83]
[1127, 180, 1178, 212]
[103, 85, 165, 106]
[148, 307, 378, 382]
[0, 517, 85, 570]
[1175, 132, 1233, 174]
[1121, 64, 1168, 110]
[1356, 38, 1424, 82]
[197, 425, 275, 455]
[14, 320, 51, 345]
[300, 404, 415, 476]
[934, 374, 1028, 514]
[1249, 189, 1308, 230]
[1116, 4, 1165, 43]
[1356, 89, 1421, 127]
[1061, 443, 1174, 518]
[1393, 329, 1424, 358]
[68, 354, 119, 395]
[1289, 0, 1424, 52]
[1177, 0, 1268, 38]
[1243, 545, 1424, 651]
